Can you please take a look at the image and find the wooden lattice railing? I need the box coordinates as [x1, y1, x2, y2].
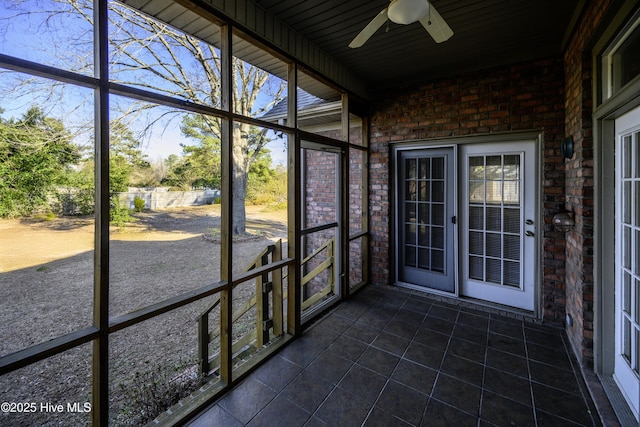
[301, 237, 335, 311]
[197, 240, 283, 377]
[197, 236, 335, 377]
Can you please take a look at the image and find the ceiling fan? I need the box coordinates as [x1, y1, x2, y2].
[349, 0, 453, 48]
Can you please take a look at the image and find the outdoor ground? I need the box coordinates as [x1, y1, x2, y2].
[0, 204, 288, 426]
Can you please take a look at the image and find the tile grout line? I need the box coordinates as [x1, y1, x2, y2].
[522, 318, 539, 427]
[361, 294, 428, 426]
[477, 312, 492, 427]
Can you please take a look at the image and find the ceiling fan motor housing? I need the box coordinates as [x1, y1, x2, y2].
[388, 0, 430, 25]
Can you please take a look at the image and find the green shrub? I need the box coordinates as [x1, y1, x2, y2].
[133, 196, 146, 212]
[57, 188, 94, 216]
[110, 196, 133, 227]
[246, 170, 286, 206]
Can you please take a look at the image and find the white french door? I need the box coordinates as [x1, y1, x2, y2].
[394, 139, 538, 312]
[459, 142, 537, 311]
[614, 107, 640, 421]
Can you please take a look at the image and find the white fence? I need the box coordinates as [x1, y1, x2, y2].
[119, 188, 220, 210]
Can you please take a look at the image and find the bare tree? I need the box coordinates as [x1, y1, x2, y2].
[1, 0, 286, 234]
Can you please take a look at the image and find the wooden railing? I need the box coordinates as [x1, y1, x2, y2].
[197, 236, 335, 377]
[301, 237, 335, 311]
[197, 240, 283, 377]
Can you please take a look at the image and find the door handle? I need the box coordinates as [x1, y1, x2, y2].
[525, 230, 534, 237]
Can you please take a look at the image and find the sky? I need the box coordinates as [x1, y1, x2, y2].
[0, 0, 288, 166]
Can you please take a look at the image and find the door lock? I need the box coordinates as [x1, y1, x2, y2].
[525, 230, 534, 237]
[525, 219, 534, 225]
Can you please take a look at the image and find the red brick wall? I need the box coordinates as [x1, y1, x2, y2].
[563, 0, 611, 368]
[369, 57, 567, 322]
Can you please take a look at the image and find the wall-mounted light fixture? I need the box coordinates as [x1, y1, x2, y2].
[561, 136, 574, 159]
[553, 211, 575, 232]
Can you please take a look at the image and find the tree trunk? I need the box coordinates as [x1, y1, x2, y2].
[231, 125, 248, 235]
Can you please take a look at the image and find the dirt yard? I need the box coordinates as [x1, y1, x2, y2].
[0, 204, 288, 426]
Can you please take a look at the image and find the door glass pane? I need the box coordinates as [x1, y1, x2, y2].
[633, 279, 640, 324]
[469, 181, 485, 203]
[623, 317, 631, 362]
[486, 156, 502, 179]
[418, 248, 430, 269]
[623, 226, 631, 269]
[469, 156, 484, 179]
[624, 272, 631, 314]
[432, 204, 444, 226]
[486, 207, 502, 231]
[504, 261, 520, 287]
[418, 225, 429, 246]
[432, 181, 444, 202]
[432, 226, 444, 248]
[403, 155, 447, 274]
[406, 181, 417, 201]
[469, 206, 484, 229]
[407, 158, 417, 179]
[486, 181, 503, 203]
[623, 135, 632, 178]
[504, 235, 520, 261]
[420, 181, 430, 201]
[503, 181, 520, 204]
[503, 208, 521, 233]
[431, 250, 444, 273]
[419, 158, 430, 178]
[469, 256, 483, 280]
[469, 231, 484, 255]
[467, 154, 522, 287]
[486, 258, 501, 284]
[432, 157, 444, 179]
[486, 233, 501, 258]
[405, 246, 417, 267]
[418, 204, 429, 223]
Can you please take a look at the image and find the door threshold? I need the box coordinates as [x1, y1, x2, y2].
[599, 374, 637, 426]
[395, 283, 540, 323]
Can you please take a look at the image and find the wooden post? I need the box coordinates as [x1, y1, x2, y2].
[272, 240, 283, 336]
[256, 251, 270, 349]
[219, 23, 233, 385]
[198, 315, 209, 376]
[328, 237, 335, 295]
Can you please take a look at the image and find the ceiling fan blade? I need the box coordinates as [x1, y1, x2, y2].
[349, 8, 388, 48]
[419, 3, 453, 43]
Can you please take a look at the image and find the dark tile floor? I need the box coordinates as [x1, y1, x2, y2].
[187, 285, 603, 427]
